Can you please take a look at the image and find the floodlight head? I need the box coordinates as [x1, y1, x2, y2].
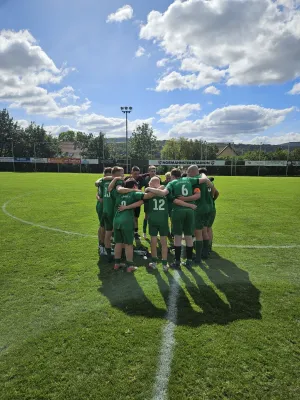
[125, 106, 128, 110]
[129, 106, 133, 110]
[120, 107, 124, 110]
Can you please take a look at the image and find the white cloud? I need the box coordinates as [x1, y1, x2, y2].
[45, 125, 78, 136]
[277, 0, 300, 9]
[106, 5, 133, 23]
[157, 103, 201, 124]
[51, 86, 80, 102]
[203, 86, 221, 95]
[155, 69, 225, 92]
[168, 105, 294, 140]
[0, 30, 90, 118]
[140, 0, 300, 89]
[288, 82, 300, 94]
[76, 113, 154, 136]
[248, 132, 300, 144]
[135, 46, 146, 58]
[17, 119, 30, 129]
[157, 58, 169, 68]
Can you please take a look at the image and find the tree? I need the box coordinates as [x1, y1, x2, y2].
[25, 123, 58, 157]
[161, 139, 181, 159]
[81, 132, 110, 160]
[161, 138, 219, 160]
[290, 148, 300, 161]
[58, 130, 76, 142]
[0, 109, 22, 156]
[129, 123, 158, 160]
[0, 109, 57, 157]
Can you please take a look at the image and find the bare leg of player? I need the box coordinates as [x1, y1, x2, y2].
[149, 236, 158, 269]
[172, 235, 182, 269]
[183, 235, 194, 269]
[160, 236, 169, 271]
[113, 243, 124, 270]
[105, 231, 113, 262]
[125, 245, 138, 272]
[98, 226, 106, 255]
[194, 229, 203, 263]
[207, 227, 213, 252]
[143, 215, 148, 239]
[202, 227, 210, 259]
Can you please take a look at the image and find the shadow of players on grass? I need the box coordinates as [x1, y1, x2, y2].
[97, 251, 261, 327]
[175, 252, 262, 326]
[97, 259, 166, 319]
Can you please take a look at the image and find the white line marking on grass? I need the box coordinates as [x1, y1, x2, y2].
[214, 244, 300, 249]
[2, 196, 300, 249]
[2, 198, 97, 238]
[152, 270, 180, 400]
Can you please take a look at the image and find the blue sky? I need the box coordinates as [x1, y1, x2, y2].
[0, 0, 300, 144]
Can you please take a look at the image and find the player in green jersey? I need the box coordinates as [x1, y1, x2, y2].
[99, 166, 125, 262]
[124, 166, 150, 239]
[207, 177, 219, 253]
[180, 165, 211, 263]
[197, 167, 215, 258]
[113, 179, 146, 272]
[95, 167, 112, 255]
[142, 165, 160, 238]
[145, 168, 212, 269]
[146, 176, 196, 271]
[161, 172, 173, 238]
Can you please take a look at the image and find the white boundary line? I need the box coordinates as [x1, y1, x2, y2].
[2, 196, 300, 249]
[2, 197, 97, 238]
[152, 270, 180, 400]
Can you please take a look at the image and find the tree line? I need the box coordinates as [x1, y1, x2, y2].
[1, 108, 299, 161]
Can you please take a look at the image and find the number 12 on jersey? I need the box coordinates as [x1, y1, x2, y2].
[153, 198, 165, 211]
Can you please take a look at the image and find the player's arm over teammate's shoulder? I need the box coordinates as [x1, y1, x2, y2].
[145, 187, 169, 196]
[108, 177, 127, 192]
[118, 199, 144, 212]
[177, 187, 201, 202]
[117, 185, 141, 194]
[212, 186, 220, 200]
[95, 177, 102, 187]
[173, 198, 197, 210]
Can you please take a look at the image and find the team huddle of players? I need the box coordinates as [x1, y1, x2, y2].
[95, 165, 219, 273]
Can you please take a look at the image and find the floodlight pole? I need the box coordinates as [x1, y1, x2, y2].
[7, 138, 15, 172]
[286, 142, 290, 177]
[121, 106, 133, 174]
[258, 142, 262, 177]
[33, 142, 37, 172]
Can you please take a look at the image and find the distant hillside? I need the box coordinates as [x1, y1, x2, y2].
[106, 138, 300, 156]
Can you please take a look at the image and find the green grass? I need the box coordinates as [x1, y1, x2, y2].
[0, 173, 299, 400]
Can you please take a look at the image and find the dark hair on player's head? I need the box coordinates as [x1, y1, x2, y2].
[171, 168, 181, 179]
[199, 167, 208, 174]
[209, 177, 214, 182]
[181, 173, 187, 177]
[104, 167, 112, 175]
[125, 179, 138, 189]
[112, 166, 122, 175]
[132, 166, 140, 172]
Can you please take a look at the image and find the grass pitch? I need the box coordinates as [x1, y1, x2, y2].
[0, 173, 300, 400]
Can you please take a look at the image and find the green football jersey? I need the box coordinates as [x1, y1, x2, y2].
[192, 174, 210, 214]
[100, 179, 115, 215]
[166, 177, 199, 209]
[100, 179, 124, 215]
[114, 191, 144, 227]
[147, 195, 169, 223]
[97, 178, 103, 197]
[110, 179, 124, 213]
[207, 183, 215, 212]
